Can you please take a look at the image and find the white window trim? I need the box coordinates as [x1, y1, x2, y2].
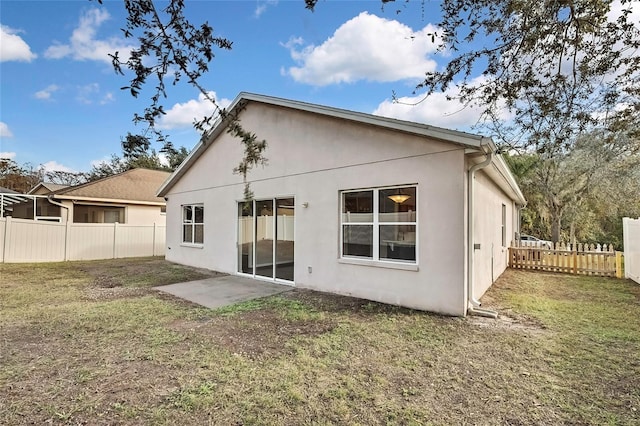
[181, 204, 204, 247]
[340, 184, 418, 266]
[501, 203, 507, 247]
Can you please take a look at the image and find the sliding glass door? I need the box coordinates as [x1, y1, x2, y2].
[237, 197, 294, 283]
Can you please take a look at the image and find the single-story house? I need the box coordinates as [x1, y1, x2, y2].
[157, 93, 526, 316]
[14, 168, 170, 225]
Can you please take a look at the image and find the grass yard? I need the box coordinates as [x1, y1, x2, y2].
[1, 258, 639, 425]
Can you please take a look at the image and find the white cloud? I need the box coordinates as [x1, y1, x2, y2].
[34, 84, 60, 100]
[0, 25, 37, 62]
[158, 92, 232, 130]
[100, 92, 115, 105]
[0, 122, 13, 138]
[90, 156, 114, 169]
[44, 8, 134, 63]
[373, 77, 513, 129]
[283, 12, 440, 86]
[76, 83, 113, 105]
[0, 152, 17, 160]
[41, 161, 76, 173]
[255, 0, 278, 18]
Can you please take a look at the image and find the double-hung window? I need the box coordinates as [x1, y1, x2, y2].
[182, 204, 204, 245]
[341, 185, 417, 263]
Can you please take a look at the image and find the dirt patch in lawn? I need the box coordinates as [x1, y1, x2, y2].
[170, 309, 338, 359]
[78, 257, 225, 289]
[84, 286, 152, 301]
[282, 288, 418, 316]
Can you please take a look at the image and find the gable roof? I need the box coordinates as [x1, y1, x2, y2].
[52, 168, 171, 205]
[158, 92, 525, 204]
[27, 182, 69, 195]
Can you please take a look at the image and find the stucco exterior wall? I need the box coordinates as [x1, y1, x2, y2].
[61, 201, 165, 225]
[471, 168, 516, 299]
[165, 103, 468, 315]
[126, 205, 166, 226]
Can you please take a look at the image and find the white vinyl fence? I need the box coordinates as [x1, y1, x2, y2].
[623, 217, 640, 284]
[0, 217, 165, 263]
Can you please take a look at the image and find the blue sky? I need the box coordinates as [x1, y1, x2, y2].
[1, 0, 505, 173]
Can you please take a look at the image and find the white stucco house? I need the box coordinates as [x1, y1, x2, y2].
[158, 93, 526, 316]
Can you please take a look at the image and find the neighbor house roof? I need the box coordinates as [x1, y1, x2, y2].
[0, 186, 20, 194]
[52, 168, 171, 205]
[28, 182, 69, 195]
[157, 92, 525, 205]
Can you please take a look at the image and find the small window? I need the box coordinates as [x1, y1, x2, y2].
[501, 204, 506, 247]
[182, 204, 204, 245]
[341, 185, 417, 263]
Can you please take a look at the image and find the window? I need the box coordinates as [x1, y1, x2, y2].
[73, 205, 124, 223]
[341, 185, 417, 263]
[182, 204, 204, 245]
[501, 204, 506, 247]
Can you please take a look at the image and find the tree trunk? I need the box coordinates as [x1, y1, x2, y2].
[569, 221, 576, 246]
[551, 211, 562, 243]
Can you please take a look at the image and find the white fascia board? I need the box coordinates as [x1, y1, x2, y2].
[52, 194, 165, 206]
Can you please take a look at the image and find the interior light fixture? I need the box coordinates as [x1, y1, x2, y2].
[388, 194, 411, 204]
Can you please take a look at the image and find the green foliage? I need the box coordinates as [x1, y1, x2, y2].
[160, 142, 189, 170]
[85, 132, 184, 181]
[104, 0, 266, 199]
[420, 0, 640, 153]
[505, 130, 640, 245]
[227, 113, 268, 201]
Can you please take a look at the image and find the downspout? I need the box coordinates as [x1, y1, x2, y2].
[47, 195, 70, 220]
[467, 145, 498, 319]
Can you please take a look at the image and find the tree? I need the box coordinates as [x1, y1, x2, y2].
[506, 130, 640, 244]
[108, 0, 638, 201]
[414, 0, 640, 155]
[160, 142, 189, 170]
[44, 170, 87, 186]
[0, 159, 44, 193]
[102, 0, 267, 198]
[86, 133, 169, 181]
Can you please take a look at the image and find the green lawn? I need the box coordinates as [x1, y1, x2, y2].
[1, 258, 638, 425]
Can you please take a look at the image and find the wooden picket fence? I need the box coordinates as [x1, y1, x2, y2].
[509, 241, 624, 278]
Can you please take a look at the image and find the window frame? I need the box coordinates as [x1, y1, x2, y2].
[340, 185, 418, 267]
[501, 203, 507, 247]
[182, 204, 204, 246]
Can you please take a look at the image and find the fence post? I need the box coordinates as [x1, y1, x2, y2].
[615, 251, 623, 279]
[64, 220, 72, 261]
[152, 223, 157, 257]
[113, 222, 119, 259]
[2, 216, 11, 263]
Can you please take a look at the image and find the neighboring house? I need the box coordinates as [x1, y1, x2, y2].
[158, 93, 526, 316]
[0, 187, 20, 217]
[28, 182, 69, 195]
[14, 168, 170, 225]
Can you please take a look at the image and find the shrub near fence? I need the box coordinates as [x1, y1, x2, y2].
[509, 241, 624, 278]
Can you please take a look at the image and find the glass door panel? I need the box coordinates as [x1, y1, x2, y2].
[237, 202, 254, 274]
[275, 198, 295, 281]
[255, 199, 274, 278]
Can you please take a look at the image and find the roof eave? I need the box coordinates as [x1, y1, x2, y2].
[52, 194, 165, 206]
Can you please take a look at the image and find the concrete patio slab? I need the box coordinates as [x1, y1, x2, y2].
[153, 275, 293, 309]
